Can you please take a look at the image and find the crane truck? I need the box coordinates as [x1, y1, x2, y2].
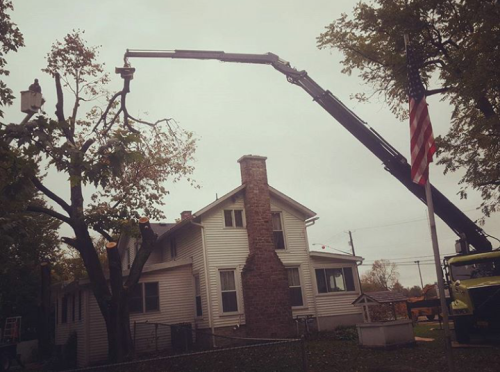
[121, 50, 500, 342]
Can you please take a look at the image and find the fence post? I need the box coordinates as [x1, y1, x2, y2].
[300, 336, 308, 372]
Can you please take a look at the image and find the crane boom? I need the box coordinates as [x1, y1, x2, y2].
[124, 49, 492, 252]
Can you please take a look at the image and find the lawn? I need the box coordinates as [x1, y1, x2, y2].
[305, 324, 500, 372]
[26, 324, 500, 372]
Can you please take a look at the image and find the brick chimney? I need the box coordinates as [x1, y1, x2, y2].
[237, 155, 293, 338]
[180, 211, 192, 221]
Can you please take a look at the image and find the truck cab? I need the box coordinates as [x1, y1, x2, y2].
[444, 251, 500, 343]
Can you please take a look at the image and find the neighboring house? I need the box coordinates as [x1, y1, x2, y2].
[53, 155, 364, 367]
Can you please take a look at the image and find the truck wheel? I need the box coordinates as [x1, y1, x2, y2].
[454, 317, 471, 344]
[426, 315, 436, 321]
[0, 352, 10, 372]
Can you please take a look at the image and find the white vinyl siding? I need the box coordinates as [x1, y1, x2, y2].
[54, 289, 88, 367]
[311, 256, 362, 318]
[271, 197, 315, 318]
[203, 193, 248, 328]
[86, 263, 194, 365]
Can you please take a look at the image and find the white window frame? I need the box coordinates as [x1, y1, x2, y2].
[217, 268, 241, 315]
[314, 265, 358, 296]
[271, 211, 286, 250]
[222, 209, 246, 229]
[286, 266, 307, 309]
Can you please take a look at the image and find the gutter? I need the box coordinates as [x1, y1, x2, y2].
[304, 220, 321, 331]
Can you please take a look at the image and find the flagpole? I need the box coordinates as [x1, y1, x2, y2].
[425, 177, 455, 372]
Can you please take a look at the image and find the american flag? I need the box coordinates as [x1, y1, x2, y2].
[407, 41, 436, 185]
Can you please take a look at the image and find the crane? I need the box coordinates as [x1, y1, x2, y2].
[122, 49, 493, 252]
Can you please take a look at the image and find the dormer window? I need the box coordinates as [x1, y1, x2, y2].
[224, 210, 244, 228]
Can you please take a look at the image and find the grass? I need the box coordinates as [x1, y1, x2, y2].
[26, 324, 500, 372]
[305, 324, 500, 372]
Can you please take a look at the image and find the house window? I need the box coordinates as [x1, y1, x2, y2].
[315, 267, 356, 293]
[287, 268, 304, 307]
[78, 291, 82, 321]
[224, 210, 244, 228]
[220, 270, 238, 313]
[145, 283, 159, 311]
[71, 294, 76, 322]
[129, 284, 144, 313]
[129, 282, 160, 313]
[272, 212, 285, 249]
[61, 295, 68, 324]
[170, 237, 177, 259]
[194, 275, 202, 317]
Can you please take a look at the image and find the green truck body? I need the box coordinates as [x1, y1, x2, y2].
[444, 250, 500, 343]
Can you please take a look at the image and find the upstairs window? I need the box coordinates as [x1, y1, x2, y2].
[287, 268, 304, 307]
[224, 210, 244, 228]
[220, 270, 238, 313]
[170, 237, 177, 259]
[315, 267, 356, 294]
[272, 212, 285, 249]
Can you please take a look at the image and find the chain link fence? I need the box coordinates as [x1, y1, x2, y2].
[65, 322, 307, 372]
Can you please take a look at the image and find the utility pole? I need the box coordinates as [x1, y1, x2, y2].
[348, 230, 356, 256]
[415, 260, 424, 289]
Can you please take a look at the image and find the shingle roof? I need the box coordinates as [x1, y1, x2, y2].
[151, 223, 176, 236]
[352, 291, 408, 305]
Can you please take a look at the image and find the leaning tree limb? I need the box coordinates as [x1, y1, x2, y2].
[124, 217, 158, 290]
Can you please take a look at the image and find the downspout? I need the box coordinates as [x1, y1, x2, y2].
[304, 217, 321, 331]
[190, 221, 216, 346]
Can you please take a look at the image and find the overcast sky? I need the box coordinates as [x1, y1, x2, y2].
[5, 0, 500, 288]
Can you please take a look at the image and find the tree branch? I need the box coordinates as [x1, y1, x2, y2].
[54, 73, 75, 145]
[27, 204, 73, 226]
[124, 217, 158, 290]
[477, 180, 500, 187]
[423, 59, 446, 68]
[81, 139, 95, 154]
[61, 237, 79, 251]
[31, 177, 72, 214]
[94, 225, 114, 242]
[425, 87, 451, 96]
[91, 91, 122, 133]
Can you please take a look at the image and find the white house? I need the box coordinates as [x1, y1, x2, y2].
[53, 155, 364, 367]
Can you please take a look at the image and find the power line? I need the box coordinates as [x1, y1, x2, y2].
[349, 207, 480, 233]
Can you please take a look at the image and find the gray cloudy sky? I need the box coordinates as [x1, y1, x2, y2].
[5, 0, 500, 288]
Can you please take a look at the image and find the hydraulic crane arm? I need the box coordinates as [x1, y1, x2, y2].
[124, 49, 492, 252]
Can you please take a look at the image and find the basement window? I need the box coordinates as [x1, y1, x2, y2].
[220, 270, 238, 313]
[224, 210, 244, 228]
[315, 267, 356, 294]
[272, 212, 285, 249]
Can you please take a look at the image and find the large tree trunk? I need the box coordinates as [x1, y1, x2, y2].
[106, 242, 134, 363]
